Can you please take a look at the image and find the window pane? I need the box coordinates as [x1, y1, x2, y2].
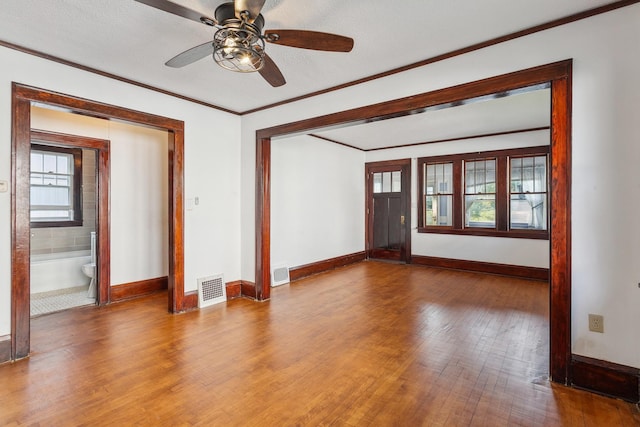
[57, 155, 69, 174]
[43, 154, 57, 173]
[391, 171, 401, 192]
[426, 162, 453, 195]
[465, 195, 495, 228]
[43, 174, 57, 186]
[31, 210, 71, 220]
[511, 194, 547, 230]
[30, 173, 43, 185]
[465, 159, 496, 195]
[534, 156, 547, 192]
[382, 172, 392, 193]
[30, 148, 79, 224]
[373, 173, 382, 193]
[31, 153, 43, 172]
[425, 195, 452, 226]
[31, 186, 70, 206]
[511, 155, 547, 193]
[465, 162, 475, 192]
[486, 161, 496, 192]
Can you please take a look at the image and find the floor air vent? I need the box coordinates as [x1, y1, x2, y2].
[271, 265, 290, 287]
[197, 274, 226, 308]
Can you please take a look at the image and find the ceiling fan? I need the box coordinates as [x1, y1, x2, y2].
[134, 0, 354, 87]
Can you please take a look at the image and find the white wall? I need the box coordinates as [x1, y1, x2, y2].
[241, 5, 640, 368]
[271, 135, 365, 271]
[0, 45, 242, 337]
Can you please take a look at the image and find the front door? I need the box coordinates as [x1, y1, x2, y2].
[366, 159, 411, 262]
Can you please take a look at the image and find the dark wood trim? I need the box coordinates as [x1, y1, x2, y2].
[308, 134, 364, 151]
[243, 0, 638, 115]
[29, 143, 83, 228]
[226, 281, 242, 300]
[256, 60, 572, 385]
[257, 61, 570, 140]
[241, 281, 257, 300]
[0, 40, 239, 116]
[571, 355, 640, 403]
[549, 71, 572, 384]
[411, 255, 549, 281]
[366, 127, 550, 152]
[418, 145, 550, 163]
[29, 130, 111, 306]
[110, 277, 168, 302]
[183, 291, 198, 311]
[417, 145, 550, 239]
[11, 83, 185, 361]
[415, 226, 548, 240]
[255, 137, 271, 301]
[289, 252, 367, 282]
[11, 95, 32, 360]
[0, 336, 11, 365]
[311, 127, 550, 153]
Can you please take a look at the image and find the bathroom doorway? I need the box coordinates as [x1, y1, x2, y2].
[28, 129, 110, 316]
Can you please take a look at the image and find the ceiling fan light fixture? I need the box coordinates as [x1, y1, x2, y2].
[212, 20, 265, 72]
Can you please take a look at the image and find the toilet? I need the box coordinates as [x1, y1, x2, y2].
[82, 231, 97, 298]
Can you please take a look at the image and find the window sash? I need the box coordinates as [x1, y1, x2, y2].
[30, 145, 82, 226]
[417, 146, 549, 239]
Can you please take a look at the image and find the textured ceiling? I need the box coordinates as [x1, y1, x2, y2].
[0, 0, 617, 114]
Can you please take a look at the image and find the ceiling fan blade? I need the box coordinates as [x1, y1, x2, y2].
[264, 30, 354, 52]
[165, 41, 214, 68]
[234, 0, 266, 22]
[134, 0, 216, 26]
[257, 54, 286, 87]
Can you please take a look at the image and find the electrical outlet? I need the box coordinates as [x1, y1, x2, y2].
[588, 314, 604, 333]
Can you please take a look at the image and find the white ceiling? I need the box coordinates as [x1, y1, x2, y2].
[0, 0, 616, 114]
[311, 87, 551, 151]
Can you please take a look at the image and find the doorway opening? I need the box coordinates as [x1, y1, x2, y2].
[10, 83, 186, 361]
[28, 130, 108, 316]
[256, 60, 571, 383]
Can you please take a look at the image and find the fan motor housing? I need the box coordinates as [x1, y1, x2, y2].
[215, 2, 265, 32]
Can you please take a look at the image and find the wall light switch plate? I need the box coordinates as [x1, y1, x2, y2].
[186, 198, 195, 211]
[0, 180, 8, 193]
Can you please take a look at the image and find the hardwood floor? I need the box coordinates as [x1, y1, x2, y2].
[1, 261, 638, 426]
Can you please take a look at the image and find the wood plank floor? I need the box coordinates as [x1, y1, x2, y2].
[1, 261, 638, 426]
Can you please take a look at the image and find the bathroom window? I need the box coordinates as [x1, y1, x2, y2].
[30, 144, 83, 227]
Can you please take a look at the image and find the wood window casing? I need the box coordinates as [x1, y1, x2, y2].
[29, 143, 83, 228]
[418, 146, 550, 239]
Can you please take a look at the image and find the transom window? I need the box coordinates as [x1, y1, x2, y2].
[418, 146, 549, 239]
[30, 144, 83, 227]
[372, 171, 401, 193]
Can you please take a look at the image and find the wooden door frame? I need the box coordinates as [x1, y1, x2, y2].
[256, 60, 572, 383]
[11, 83, 186, 361]
[29, 130, 111, 305]
[365, 159, 412, 263]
